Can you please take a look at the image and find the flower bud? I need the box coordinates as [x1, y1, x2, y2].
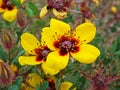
[0, 30, 13, 50]
[16, 10, 27, 29]
[0, 60, 14, 87]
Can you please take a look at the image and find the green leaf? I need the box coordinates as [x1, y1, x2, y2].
[36, 20, 45, 27]
[13, 76, 23, 90]
[110, 26, 117, 32]
[41, 81, 49, 90]
[10, 0, 21, 7]
[0, 46, 7, 61]
[8, 85, 19, 90]
[36, 84, 41, 90]
[114, 51, 120, 56]
[55, 79, 61, 90]
[26, 2, 39, 17]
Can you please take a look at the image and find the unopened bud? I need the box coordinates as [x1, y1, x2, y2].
[16, 10, 27, 29]
[0, 60, 14, 87]
[0, 30, 13, 50]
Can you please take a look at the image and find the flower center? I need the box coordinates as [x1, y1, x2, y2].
[62, 41, 72, 49]
[34, 46, 51, 62]
[54, 35, 80, 56]
[1, 0, 14, 10]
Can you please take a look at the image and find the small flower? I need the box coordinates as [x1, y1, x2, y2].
[0, 29, 14, 50]
[46, 76, 56, 90]
[18, 33, 60, 75]
[40, 0, 73, 19]
[42, 19, 100, 70]
[21, 73, 42, 90]
[59, 81, 76, 90]
[92, 0, 99, 6]
[10, 64, 18, 75]
[111, 6, 117, 14]
[0, 60, 14, 87]
[0, 0, 24, 22]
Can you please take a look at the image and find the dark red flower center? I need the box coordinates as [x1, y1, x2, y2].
[34, 46, 51, 62]
[54, 35, 80, 56]
[1, 0, 14, 10]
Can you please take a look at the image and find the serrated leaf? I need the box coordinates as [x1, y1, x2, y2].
[8, 85, 19, 90]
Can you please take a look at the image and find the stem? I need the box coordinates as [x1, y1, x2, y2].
[78, 70, 92, 81]
[106, 75, 120, 84]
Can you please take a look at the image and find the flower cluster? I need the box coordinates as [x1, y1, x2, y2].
[19, 18, 100, 75]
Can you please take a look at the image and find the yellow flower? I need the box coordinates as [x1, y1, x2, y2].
[92, 0, 99, 6]
[39, 0, 74, 19]
[21, 73, 42, 90]
[111, 6, 117, 14]
[42, 19, 100, 70]
[10, 64, 18, 74]
[18, 33, 60, 75]
[0, 0, 24, 22]
[59, 81, 76, 90]
[40, 5, 67, 19]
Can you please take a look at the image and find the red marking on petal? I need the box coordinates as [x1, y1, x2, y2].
[53, 40, 59, 48]
[59, 48, 68, 56]
[70, 46, 80, 53]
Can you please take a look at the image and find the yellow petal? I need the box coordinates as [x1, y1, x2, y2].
[71, 44, 100, 64]
[52, 9, 67, 19]
[111, 6, 117, 14]
[3, 8, 18, 22]
[20, 0, 24, 3]
[0, 59, 3, 62]
[0, 0, 2, 4]
[60, 82, 76, 90]
[41, 62, 60, 75]
[42, 19, 71, 50]
[26, 73, 42, 87]
[21, 33, 40, 54]
[92, 0, 99, 6]
[85, 18, 91, 23]
[39, 6, 48, 18]
[18, 56, 41, 65]
[50, 18, 70, 36]
[0, 8, 5, 13]
[74, 22, 96, 43]
[46, 51, 69, 70]
[42, 27, 56, 50]
[10, 64, 18, 73]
